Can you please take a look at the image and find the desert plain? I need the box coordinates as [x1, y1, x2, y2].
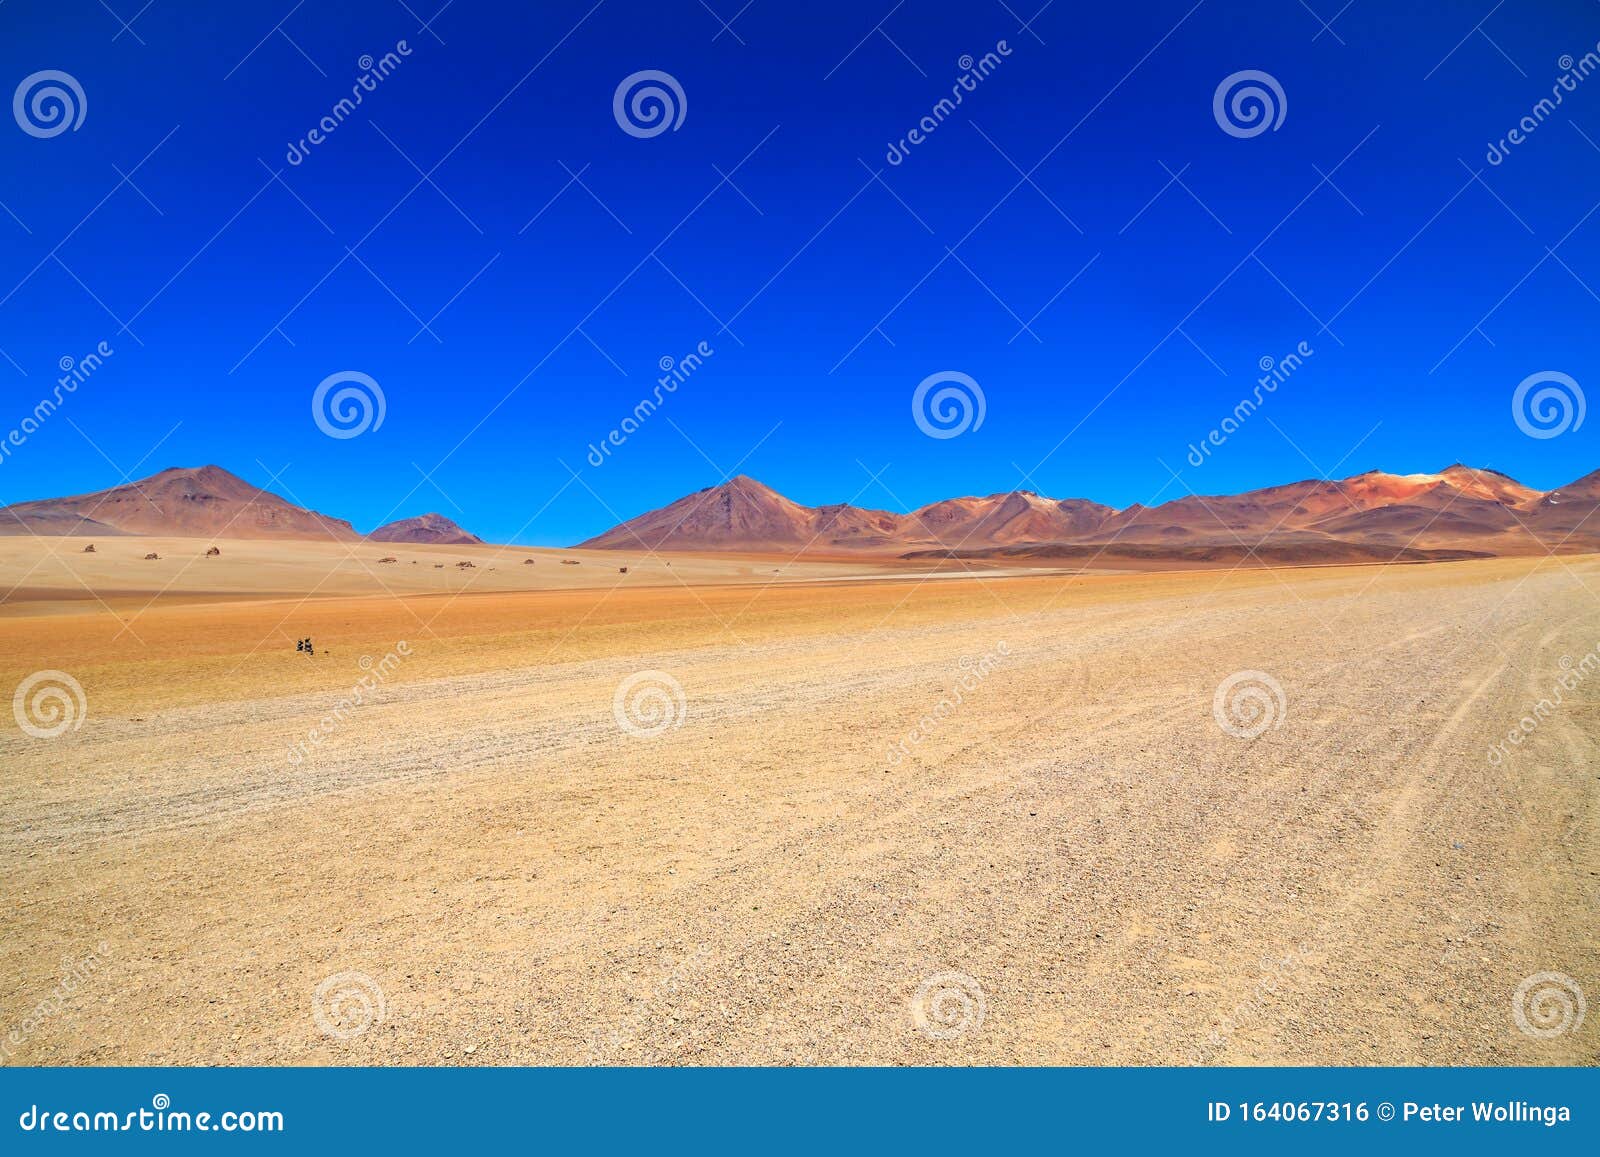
[1, 534, 1596, 1065]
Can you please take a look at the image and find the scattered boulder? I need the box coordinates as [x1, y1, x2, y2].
[561, 559, 580, 566]
[377, 556, 398, 564]
[619, 566, 629, 574]
[82, 544, 95, 553]
[143, 552, 160, 560]
[205, 546, 221, 557]
[456, 560, 475, 569]
[523, 558, 536, 566]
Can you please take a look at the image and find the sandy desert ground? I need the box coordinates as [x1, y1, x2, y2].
[0, 534, 941, 610]
[1, 543, 1597, 1065]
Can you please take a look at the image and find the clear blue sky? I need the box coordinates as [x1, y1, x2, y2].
[2, 0, 1598, 544]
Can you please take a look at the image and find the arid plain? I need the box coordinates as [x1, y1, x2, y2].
[2, 535, 1596, 1065]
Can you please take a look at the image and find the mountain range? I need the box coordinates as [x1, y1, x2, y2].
[3, 463, 1598, 565]
[577, 466, 1600, 563]
[0, 465, 479, 545]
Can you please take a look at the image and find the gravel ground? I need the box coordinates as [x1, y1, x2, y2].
[1, 556, 1596, 1066]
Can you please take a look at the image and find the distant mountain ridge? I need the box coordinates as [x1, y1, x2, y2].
[0, 465, 359, 540]
[0, 466, 484, 545]
[6, 463, 1599, 564]
[579, 466, 1600, 560]
[368, 513, 483, 545]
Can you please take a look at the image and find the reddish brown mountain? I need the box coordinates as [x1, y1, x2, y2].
[1435, 464, 1543, 504]
[1520, 467, 1600, 542]
[579, 466, 1600, 562]
[580, 475, 837, 550]
[0, 465, 357, 540]
[368, 513, 483, 545]
[1087, 469, 1542, 545]
[909, 492, 1118, 546]
[578, 476, 1124, 552]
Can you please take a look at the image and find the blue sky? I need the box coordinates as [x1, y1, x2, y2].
[2, 0, 1599, 544]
